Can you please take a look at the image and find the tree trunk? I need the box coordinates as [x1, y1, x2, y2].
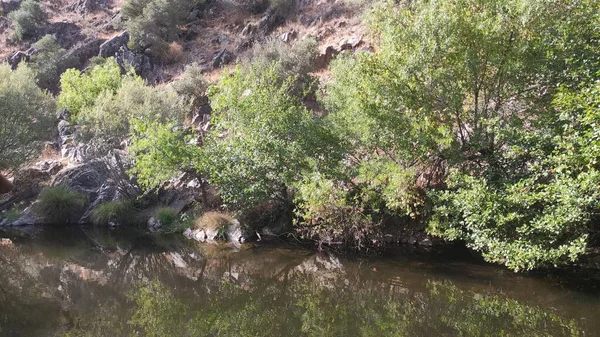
[0, 174, 14, 194]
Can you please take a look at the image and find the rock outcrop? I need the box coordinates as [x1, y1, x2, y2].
[99, 32, 129, 58]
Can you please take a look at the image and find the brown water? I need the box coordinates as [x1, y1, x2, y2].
[0, 227, 598, 337]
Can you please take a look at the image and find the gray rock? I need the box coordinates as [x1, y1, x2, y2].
[240, 23, 257, 38]
[0, 0, 21, 13]
[99, 32, 129, 58]
[10, 207, 35, 226]
[211, 48, 234, 68]
[41, 22, 84, 50]
[63, 38, 105, 68]
[115, 45, 154, 80]
[67, 0, 108, 15]
[79, 182, 117, 224]
[257, 9, 284, 36]
[52, 161, 106, 196]
[8, 51, 29, 70]
[227, 219, 245, 243]
[280, 30, 298, 43]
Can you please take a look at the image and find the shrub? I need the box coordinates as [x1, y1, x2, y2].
[33, 186, 87, 224]
[80, 76, 188, 142]
[294, 172, 380, 249]
[171, 62, 207, 108]
[233, 0, 269, 14]
[0, 63, 55, 172]
[90, 200, 137, 226]
[155, 207, 179, 228]
[270, 0, 296, 17]
[244, 37, 318, 97]
[205, 63, 325, 208]
[123, 0, 201, 60]
[29, 35, 77, 91]
[8, 0, 46, 41]
[129, 121, 201, 189]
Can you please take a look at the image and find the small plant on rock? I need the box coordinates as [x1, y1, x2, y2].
[33, 186, 87, 224]
[155, 207, 179, 228]
[91, 200, 137, 226]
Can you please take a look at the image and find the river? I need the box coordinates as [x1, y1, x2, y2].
[0, 227, 598, 336]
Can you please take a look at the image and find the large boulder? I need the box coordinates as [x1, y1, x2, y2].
[99, 32, 129, 58]
[63, 38, 105, 69]
[7, 51, 29, 70]
[52, 160, 107, 197]
[41, 22, 84, 50]
[115, 46, 154, 81]
[211, 48, 234, 68]
[257, 8, 284, 36]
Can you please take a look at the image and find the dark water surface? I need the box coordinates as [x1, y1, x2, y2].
[0, 227, 598, 337]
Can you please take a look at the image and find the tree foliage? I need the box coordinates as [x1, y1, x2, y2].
[57, 58, 124, 119]
[204, 63, 330, 208]
[317, 0, 600, 268]
[0, 64, 54, 172]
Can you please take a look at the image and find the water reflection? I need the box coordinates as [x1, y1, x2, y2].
[0, 228, 597, 337]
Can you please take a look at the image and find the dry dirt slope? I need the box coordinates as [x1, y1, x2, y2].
[1, 0, 372, 85]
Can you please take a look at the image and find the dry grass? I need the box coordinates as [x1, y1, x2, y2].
[193, 211, 234, 231]
[162, 41, 184, 64]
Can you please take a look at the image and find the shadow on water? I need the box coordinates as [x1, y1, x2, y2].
[0, 226, 598, 336]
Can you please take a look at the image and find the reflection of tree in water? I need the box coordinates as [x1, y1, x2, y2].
[124, 254, 588, 337]
[0, 245, 64, 336]
[0, 232, 594, 337]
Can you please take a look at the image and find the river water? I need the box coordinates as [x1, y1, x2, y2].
[0, 227, 598, 337]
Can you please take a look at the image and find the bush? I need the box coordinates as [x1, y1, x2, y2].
[90, 200, 138, 226]
[33, 186, 87, 224]
[0, 64, 55, 172]
[244, 37, 318, 97]
[59, 57, 187, 147]
[81, 76, 188, 142]
[294, 173, 379, 248]
[171, 62, 207, 108]
[9, 0, 46, 41]
[204, 63, 325, 208]
[123, 0, 201, 60]
[29, 35, 77, 91]
[129, 121, 200, 189]
[233, 0, 269, 14]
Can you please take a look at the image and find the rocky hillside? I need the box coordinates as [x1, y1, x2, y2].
[1, 0, 371, 86]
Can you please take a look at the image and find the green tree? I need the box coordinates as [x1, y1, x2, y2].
[430, 81, 600, 271]
[57, 58, 124, 119]
[204, 63, 331, 209]
[0, 64, 54, 172]
[319, 0, 600, 266]
[78, 75, 187, 142]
